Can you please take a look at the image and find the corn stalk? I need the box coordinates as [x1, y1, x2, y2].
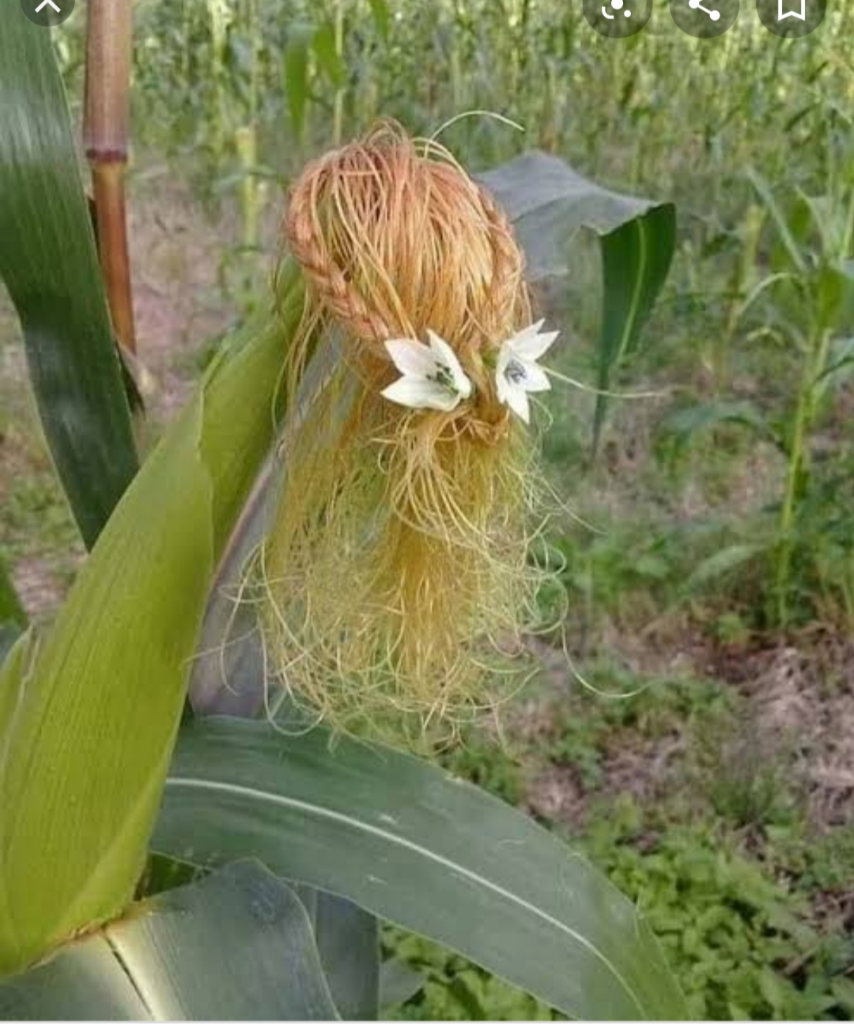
[237, 0, 261, 249]
[83, 0, 136, 355]
[332, 0, 345, 146]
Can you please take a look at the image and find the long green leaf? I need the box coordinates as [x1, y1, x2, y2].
[284, 24, 312, 142]
[367, 0, 391, 40]
[0, 14, 138, 548]
[154, 718, 688, 1021]
[747, 169, 807, 274]
[594, 206, 676, 443]
[301, 890, 380, 1021]
[0, 272, 304, 978]
[0, 862, 340, 1020]
[478, 151, 676, 447]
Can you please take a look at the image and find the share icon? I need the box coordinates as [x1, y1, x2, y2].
[670, 0, 737, 35]
[688, 0, 721, 18]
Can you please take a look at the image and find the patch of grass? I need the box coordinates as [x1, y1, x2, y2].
[582, 807, 854, 1022]
[424, 667, 854, 1021]
[441, 734, 526, 807]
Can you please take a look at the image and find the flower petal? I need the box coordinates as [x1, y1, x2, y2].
[427, 330, 473, 399]
[381, 376, 461, 412]
[495, 339, 512, 375]
[508, 324, 559, 362]
[520, 360, 551, 393]
[503, 382, 531, 424]
[384, 338, 438, 378]
[495, 362, 511, 405]
[511, 318, 546, 340]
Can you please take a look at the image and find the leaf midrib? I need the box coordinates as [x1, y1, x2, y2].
[165, 775, 646, 1017]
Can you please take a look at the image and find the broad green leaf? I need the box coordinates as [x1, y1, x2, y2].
[479, 151, 673, 283]
[0, 271, 305, 978]
[0, 13, 138, 549]
[594, 206, 676, 442]
[154, 718, 688, 1021]
[478, 151, 675, 446]
[0, 862, 340, 1021]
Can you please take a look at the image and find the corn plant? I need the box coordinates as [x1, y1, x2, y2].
[747, 153, 854, 626]
[656, 143, 854, 629]
[0, 11, 690, 1020]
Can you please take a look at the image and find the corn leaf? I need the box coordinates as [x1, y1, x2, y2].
[189, 340, 338, 715]
[154, 717, 689, 1022]
[299, 889, 380, 1021]
[313, 21, 345, 88]
[0, 14, 138, 548]
[478, 151, 676, 449]
[0, 861, 339, 1020]
[284, 24, 313, 142]
[367, 0, 391, 40]
[0, 275, 304, 978]
[189, 457, 276, 717]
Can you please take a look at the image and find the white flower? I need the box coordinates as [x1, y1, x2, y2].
[381, 330, 473, 412]
[495, 319, 559, 424]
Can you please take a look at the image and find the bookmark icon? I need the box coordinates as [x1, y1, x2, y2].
[778, 0, 806, 18]
[756, 0, 824, 35]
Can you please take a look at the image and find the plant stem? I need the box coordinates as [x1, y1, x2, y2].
[237, 0, 260, 249]
[775, 328, 831, 625]
[332, 0, 345, 146]
[208, 0, 229, 164]
[83, 0, 136, 355]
